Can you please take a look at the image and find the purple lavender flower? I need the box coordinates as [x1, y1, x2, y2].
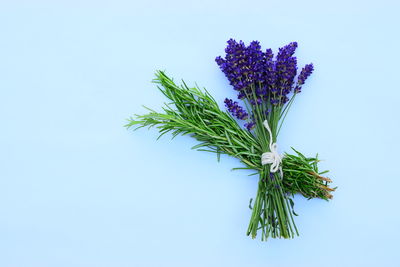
[265, 48, 273, 61]
[237, 91, 246, 99]
[297, 64, 314, 85]
[269, 173, 275, 181]
[224, 98, 248, 120]
[270, 98, 280, 106]
[276, 42, 298, 61]
[216, 39, 267, 97]
[295, 63, 314, 93]
[215, 39, 249, 91]
[217, 40, 314, 121]
[246, 41, 265, 84]
[271, 42, 298, 105]
[264, 48, 276, 92]
[250, 98, 263, 105]
[244, 121, 256, 131]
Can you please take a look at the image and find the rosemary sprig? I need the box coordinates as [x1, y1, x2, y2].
[283, 148, 336, 200]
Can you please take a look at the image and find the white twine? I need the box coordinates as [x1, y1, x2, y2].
[261, 120, 283, 176]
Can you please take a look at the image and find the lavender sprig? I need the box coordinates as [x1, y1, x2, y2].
[295, 63, 314, 93]
[224, 98, 248, 120]
[216, 39, 315, 240]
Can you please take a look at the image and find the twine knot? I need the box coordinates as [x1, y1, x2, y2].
[261, 120, 283, 176]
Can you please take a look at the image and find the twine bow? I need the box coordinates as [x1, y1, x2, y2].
[261, 120, 283, 176]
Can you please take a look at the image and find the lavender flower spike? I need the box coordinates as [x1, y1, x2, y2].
[295, 63, 314, 93]
[244, 121, 256, 131]
[215, 39, 267, 97]
[297, 63, 314, 85]
[276, 42, 298, 61]
[224, 98, 248, 120]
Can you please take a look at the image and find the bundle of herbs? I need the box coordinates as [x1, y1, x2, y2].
[127, 40, 335, 241]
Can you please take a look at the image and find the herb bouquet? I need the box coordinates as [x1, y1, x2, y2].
[127, 39, 335, 241]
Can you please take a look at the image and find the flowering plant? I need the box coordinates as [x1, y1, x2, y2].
[127, 39, 335, 241]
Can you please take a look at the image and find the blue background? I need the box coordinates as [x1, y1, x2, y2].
[1, 1, 399, 266]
